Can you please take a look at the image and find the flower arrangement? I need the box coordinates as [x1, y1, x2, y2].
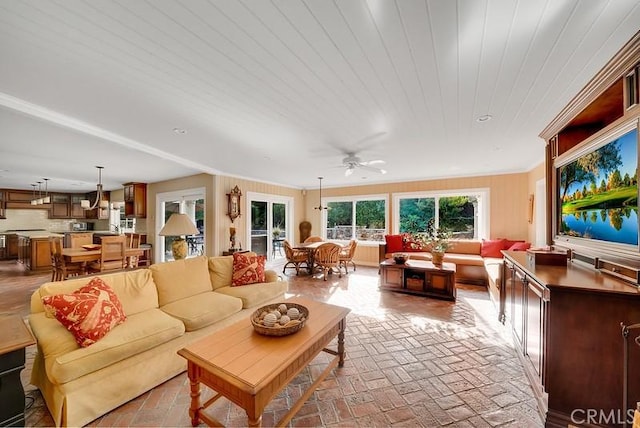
[414, 219, 452, 254]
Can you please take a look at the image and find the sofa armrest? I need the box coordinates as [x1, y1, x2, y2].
[265, 270, 281, 283]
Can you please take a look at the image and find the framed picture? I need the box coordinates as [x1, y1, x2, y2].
[227, 185, 242, 223]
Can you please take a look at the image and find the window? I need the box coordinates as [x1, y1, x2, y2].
[394, 189, 488, 239]
[324, 195, 387, 243]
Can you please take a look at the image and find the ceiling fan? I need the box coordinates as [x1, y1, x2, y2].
[340, 153, 387, 177]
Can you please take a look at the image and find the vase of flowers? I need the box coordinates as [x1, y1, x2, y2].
[414, 219, 451, 265]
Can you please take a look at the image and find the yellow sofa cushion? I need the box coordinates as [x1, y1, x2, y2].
[447, 240, 482, 255]
[160, 291, 243, 331]
[31, 269, 159, 316]
[214, 280, 287, 309]
[30, 308, 185, 385]
[208, 256, 233, 290]
[150, 256, 212, 306]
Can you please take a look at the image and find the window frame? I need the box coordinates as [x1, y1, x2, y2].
[392, 188, 490, 239]
[321, 193, 389, 246]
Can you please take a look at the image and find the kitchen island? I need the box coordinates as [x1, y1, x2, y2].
[15, 231, 63, 271]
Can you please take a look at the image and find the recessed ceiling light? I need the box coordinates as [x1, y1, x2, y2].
[476, 114, 493, 123]
[173, 127, 187, 134]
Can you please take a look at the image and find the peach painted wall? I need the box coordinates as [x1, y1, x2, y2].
[527, 162, 546, 244]
[303, 172, 531, 266]
[215, 176, 304, 254]
[145, 170, 535, 265]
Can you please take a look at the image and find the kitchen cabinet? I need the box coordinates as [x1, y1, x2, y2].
[84, 191, 110, 220]
[70, 194, 85, 218]
[124, 183, 146, 218]
[0, 190, 6, 219]
[49, 193, 71, 218]
[5, 190, 40, 209]
[6, 234, 18, 259]
[17, 236, 29, 267]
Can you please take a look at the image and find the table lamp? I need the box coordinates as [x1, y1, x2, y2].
[158, 213, 199, 260]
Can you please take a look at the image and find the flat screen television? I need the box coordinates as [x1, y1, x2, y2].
[556, 125, 639, 250]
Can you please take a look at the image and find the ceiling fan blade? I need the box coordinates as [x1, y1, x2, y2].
[353, 131, 387, 150]
[359, 165, 387, 174]
[360, 159, 385, 166]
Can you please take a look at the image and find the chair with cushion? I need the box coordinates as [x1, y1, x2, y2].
[314, 242, 342, 281]
[49, 236, 85, 281]
[338, 239, 358, 274]
[282, 240, 309, 275]
[88, 235, 127, 273]
[69, 232, 94, 248]
[304, 235, 323, 243]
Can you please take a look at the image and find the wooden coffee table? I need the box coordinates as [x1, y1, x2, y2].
[380, 258, 457, 301]
[177, 297, 350, 427]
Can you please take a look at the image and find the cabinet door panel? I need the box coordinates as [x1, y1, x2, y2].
[512, 269, 526, 350]
[383, 268, 403, 288]
[526, 283, 543, 377]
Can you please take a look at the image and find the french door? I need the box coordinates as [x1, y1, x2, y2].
[156, 188, 205, 262]
[246, 192, 292, 261]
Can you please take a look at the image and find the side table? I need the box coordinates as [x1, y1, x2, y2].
[0, 315, 36, 427]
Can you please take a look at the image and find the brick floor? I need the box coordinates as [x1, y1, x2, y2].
[12, 262, 543, 427]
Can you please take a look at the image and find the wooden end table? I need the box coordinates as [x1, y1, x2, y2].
[0, 315, 36, 427]
[177, 297, 350, 427]
[380, 259, 457, 301]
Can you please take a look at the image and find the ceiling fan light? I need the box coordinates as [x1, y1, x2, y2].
[345, 168, 353, 177]
[380, 169, 387, 174]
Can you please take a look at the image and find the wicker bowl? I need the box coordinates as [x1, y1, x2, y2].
[251, 302, 309, 337]
[393, 252, 409, 264]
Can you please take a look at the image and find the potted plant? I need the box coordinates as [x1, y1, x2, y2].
[272, 226, 282, 239]
[415, 219, 452, 265]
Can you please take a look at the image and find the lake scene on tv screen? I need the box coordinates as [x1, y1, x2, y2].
[559, 128, 638, 246]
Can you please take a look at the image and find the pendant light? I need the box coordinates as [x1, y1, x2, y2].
[42, 178, 50, 204]
[313, 177, 329, 211]
[81, 166, 109, 210]
[30, 184, 38, 205]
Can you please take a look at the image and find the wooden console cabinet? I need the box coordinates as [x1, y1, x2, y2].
[380, 259, 456, 301]
[0, 315, 35, 427]
[502, 251, 640, 427]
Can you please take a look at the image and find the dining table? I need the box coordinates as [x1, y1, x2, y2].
[61, 247, 145, 264]
[293, 241, 346, 275]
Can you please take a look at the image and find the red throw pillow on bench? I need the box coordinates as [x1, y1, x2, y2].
[384, 234, 404, 253]
[481, 239, 507, 258]
[508, 241, 531, 251]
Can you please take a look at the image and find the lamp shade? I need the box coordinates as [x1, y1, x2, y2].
[159, 213, 199, 236]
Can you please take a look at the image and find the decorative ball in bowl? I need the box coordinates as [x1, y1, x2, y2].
[393, 252, 409, 264]
[251, 302, 309, 336]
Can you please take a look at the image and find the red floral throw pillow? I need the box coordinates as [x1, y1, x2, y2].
[42, 277, 126, 347]
[481, 239, 507, 258]
[232, 252, 266, 286]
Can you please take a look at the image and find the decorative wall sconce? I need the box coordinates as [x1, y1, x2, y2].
[227, 185, 242, 223]
[528, 194, 534, 224]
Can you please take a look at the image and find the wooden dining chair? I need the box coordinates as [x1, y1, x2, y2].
[282, 240, 309, 276]
[314, 242, 342, 281]
[304, 236, 323, 243]
[125, 233, 141, 268]
[49, 236, 85, 281]
[338, 239, 358, 274]
[88, 235, 127, 273]
[69, 232, 94, 248]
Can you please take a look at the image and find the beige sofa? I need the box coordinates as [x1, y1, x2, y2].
[379, 240, 504, 316]
[28, 255, 287, 427]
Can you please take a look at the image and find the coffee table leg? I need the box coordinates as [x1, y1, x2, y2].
[187, 363, 201, 427]
[338, 318, 346, 367]
[247, 413, 262, 427]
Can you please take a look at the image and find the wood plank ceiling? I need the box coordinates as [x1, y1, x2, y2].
[0, 0, 639, 191]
